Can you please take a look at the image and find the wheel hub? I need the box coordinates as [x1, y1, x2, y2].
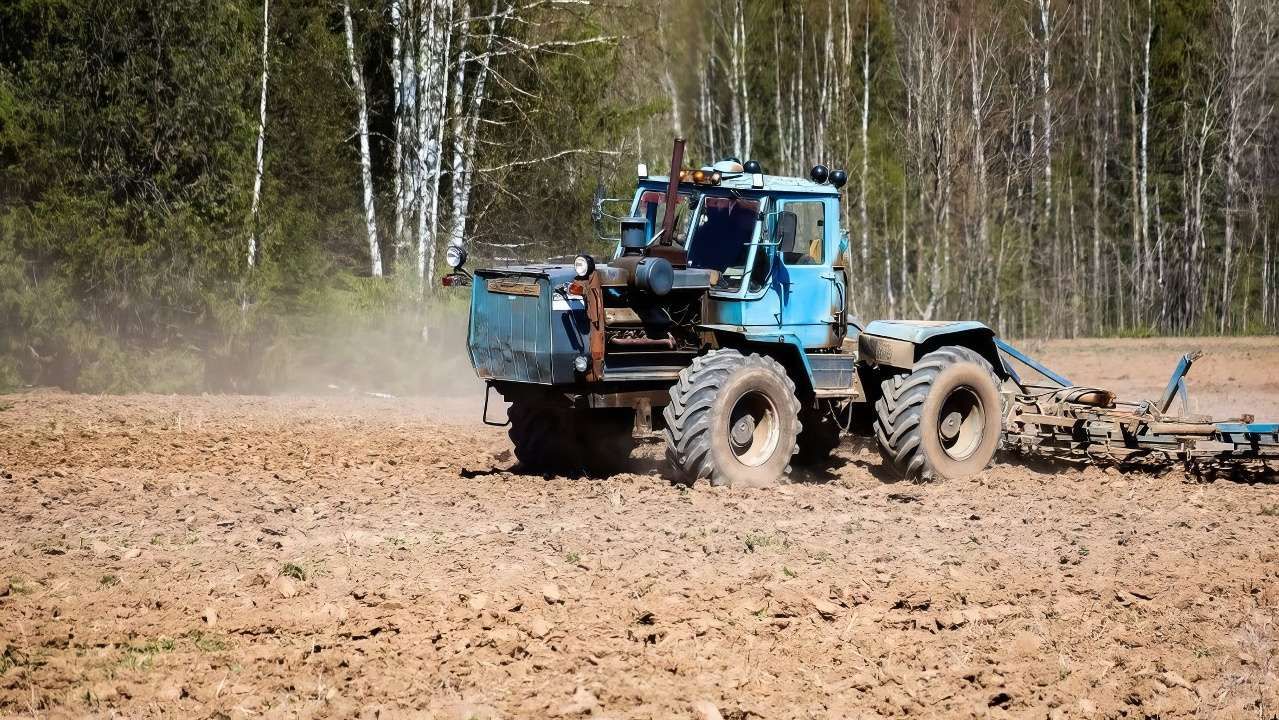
[940, 411, 963, 440]
[727, 390, 781, 467]
[730, 416, 757, 446]
[937, 386, 986, 461]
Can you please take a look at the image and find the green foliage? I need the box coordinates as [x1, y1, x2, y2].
[279, 562, 307, 581]
[0, 0, 1274, 395]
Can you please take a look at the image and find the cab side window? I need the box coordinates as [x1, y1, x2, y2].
[780, 201, 825, 266]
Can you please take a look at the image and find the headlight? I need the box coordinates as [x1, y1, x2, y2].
[445, 245, 467, 269]
[573, 254, 595, 278]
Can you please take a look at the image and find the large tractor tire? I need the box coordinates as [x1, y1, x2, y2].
[508, 400, 635, 476]
[873, 345, 1003, 481]
[577, 409, 638, 475]
[663, 349, 801, 487]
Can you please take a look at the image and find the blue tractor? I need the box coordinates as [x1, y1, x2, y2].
[444, 138, 1277, 484]
[445, 138, 1010, 485]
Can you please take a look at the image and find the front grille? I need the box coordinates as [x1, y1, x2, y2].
[469, 275, 553, 384]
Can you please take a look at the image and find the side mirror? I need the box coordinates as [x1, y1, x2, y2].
[774, 210, 798, 252]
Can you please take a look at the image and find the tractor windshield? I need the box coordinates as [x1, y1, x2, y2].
[632, 189, 694, 246]
[686, 195, 764, 294]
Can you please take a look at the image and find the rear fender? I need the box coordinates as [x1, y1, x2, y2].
[701, 325, 816, 399]
[859, 320, 1009, 379]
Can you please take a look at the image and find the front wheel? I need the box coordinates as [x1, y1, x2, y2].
[873, 346, 1003, 481]
[663, 349, 801, 487]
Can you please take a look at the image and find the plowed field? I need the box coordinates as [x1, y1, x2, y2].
[1, 337, 1276, 718]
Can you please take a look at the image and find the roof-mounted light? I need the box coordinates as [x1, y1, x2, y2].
[679, 168, 722, 186]
[637, 163, 648, 179]
[751, 173, 764, 189]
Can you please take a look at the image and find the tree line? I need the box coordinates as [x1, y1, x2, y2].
[0, 0, 1275, 392]
[669, 0, 1278, 338]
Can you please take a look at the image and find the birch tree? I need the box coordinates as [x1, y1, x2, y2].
[416, 0, 450, 293]
[1037, 0, 1053, 237]
[858, 9, 870, 308]
[1138, 0, 1152, 314]
[248, 0, 270, 268]
[1220, 0, 1245, 331]
[343, 0, 382, 277]
[449, 0, 506, 257]
[391, 0, 410, 258]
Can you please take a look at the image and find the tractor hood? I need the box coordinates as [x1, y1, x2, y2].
[475, 264, 579, 284]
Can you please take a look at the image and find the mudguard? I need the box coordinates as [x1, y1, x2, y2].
[698, 325, 817, 396]
[859, 320, 1009, 379]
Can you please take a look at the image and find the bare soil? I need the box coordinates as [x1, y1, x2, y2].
[1, 337, 1277, 719]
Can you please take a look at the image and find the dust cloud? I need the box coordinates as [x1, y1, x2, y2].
[265, 297, 487, 405]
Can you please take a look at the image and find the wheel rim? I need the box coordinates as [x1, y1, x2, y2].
[727, 390, 780, 467]
[937, 386, 985, 461]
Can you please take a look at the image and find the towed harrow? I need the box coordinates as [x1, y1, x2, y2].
[998, 341, 1278, 476]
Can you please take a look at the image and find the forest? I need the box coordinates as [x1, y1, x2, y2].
[1, 0, 1276, 393]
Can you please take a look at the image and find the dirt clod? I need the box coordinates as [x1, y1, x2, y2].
[274, 576, 300, 599]
[541, 582, 562, 604]
[692, 699, 724, 720]
[552, 686, 599, 716]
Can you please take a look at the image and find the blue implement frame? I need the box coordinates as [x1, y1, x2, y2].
[993, 338, 1072, 388]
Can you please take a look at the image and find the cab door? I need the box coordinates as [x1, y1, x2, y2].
[772, 197, 842, 348]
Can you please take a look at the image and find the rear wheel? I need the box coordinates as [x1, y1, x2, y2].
[664, 349, 801, 487]
[508, 400, 635, 476]
[795, 406, 842, 465]
[873, 346, 1003, 481]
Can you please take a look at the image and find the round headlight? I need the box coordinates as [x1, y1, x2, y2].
[445, 245, 467, 269]
[573, 254, 595, 278]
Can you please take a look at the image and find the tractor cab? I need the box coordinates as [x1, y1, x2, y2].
[623, 160, 851, 349]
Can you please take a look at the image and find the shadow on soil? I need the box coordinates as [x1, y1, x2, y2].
[460, 438, 1276, 486]
[1004, 450, 1278, 485]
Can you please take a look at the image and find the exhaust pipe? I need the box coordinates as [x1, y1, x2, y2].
[657, 137, 685, 246]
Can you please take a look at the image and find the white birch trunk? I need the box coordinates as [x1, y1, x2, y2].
[448, 0, 472, 254]
[343, 0, 382, 277]
[737, 0, 751, 159]
[391, 0, 409, 258]
[726, 0, 744, 158]
[1090, 0, 1105, 324]
[449, 0, 503, 255]
[416, 0, 441, 293]
[658, 5, 682, 135]
[858, 13, 870, 304]
[1221, 0, 1242, 332]
[1038, 0, 1053, 224]
[248, 0, 270, 268]
[1139, 0, 1152, 311]
[773, 23, 788, 173]
[969, 29, 989, 319]
[796, 5, 806, 165]
[699, 56, 716, 158]
[815, 4, 831, 158]
[417, 0, 452, 294]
